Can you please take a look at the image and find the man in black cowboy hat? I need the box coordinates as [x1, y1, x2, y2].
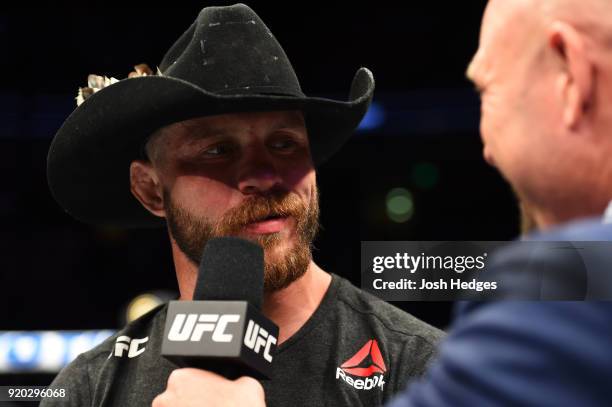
[42, 4, 443, 406]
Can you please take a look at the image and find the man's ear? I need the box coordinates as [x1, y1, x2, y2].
[130, 160, 166, 218]
[549, 21, 595, 131]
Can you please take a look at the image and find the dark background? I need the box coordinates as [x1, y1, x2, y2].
[0, 1, 520, 387]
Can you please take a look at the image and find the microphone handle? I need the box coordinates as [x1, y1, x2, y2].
[176, 358, 262, 380]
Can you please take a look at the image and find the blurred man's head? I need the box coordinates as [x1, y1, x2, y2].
[467, 0, 612, 230]
[129, 110, 320, 292]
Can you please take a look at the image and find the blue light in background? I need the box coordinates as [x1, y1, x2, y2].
[0, 330, 114, 373]
[357, 102, 386, 132]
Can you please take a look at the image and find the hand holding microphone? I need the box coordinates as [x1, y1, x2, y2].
[152, 368, 265, 407]
[155, 237, 277, 404]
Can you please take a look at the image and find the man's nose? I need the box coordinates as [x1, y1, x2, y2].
[237, 148, 283, 195]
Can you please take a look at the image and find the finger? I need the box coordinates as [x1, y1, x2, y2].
[235, 376, 265, 399]
[151, 392, 170, 407]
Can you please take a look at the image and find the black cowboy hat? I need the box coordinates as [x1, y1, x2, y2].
[47, 3, 374, 228]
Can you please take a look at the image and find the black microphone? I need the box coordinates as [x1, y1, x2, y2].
[161, 237, 278, 379]
[193, 237, 264, 309]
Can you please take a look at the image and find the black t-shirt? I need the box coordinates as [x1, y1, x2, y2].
[42, 274, 444, 406]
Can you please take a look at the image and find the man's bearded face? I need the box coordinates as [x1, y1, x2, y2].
[165, 187, 320, 292]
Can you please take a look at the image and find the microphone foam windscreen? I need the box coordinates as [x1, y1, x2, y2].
[193, 237, 264, 309]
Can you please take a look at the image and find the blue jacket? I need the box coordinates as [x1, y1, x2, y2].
[387, 219, 612, 407]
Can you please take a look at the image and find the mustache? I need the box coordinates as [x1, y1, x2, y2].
[215, 191, 307, 234]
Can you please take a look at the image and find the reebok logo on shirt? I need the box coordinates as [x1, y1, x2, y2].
[336, 339, 386, 391]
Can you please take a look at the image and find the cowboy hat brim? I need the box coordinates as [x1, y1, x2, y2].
[47, 67, 374, 227]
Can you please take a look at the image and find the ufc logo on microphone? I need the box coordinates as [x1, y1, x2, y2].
[244, 320, 277, 362]
[167, 313, 240, 343]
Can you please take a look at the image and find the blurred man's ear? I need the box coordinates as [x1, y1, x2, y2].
[130, 160, 166, 218]
[549, 21, 595, 131]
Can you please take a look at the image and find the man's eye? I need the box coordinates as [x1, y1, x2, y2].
[202, 144, 233, 156]
[270, 138, 299, 152]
